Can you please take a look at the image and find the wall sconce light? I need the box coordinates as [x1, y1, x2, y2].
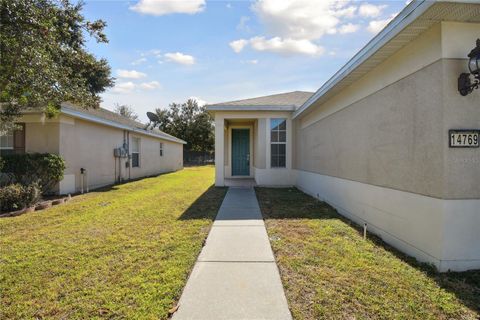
[458, 39, 480, 96]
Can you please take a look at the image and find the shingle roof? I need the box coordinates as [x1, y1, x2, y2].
[207, 91, 314, 109]
[61, 103, 186, 144]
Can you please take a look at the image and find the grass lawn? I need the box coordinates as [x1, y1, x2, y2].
[256, 187, 480, 320]
[0, 166, 226, 319]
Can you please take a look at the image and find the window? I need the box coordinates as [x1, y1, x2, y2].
[270, 118, 286, 168]
[131, 137, 140, 167]
[0, 124, 25, 156]
[159, 142, 164, 157]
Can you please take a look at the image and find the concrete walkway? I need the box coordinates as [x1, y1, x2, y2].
[172, 187, 292, 320]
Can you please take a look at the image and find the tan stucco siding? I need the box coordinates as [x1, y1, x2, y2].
[128, 133, 183, 180]
[58, 117, 183, 193]
[22, 115, 61, 154]
[295, 59, 480, 199]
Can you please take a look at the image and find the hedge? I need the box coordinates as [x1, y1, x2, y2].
[1, 153, 66, 194]
[0, 183, 41, 212]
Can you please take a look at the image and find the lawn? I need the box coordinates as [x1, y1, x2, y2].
[256, 187, 480, 320]
[0, 166, 226, 319]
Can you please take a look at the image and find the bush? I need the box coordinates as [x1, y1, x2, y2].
[0, 183, 41, 212]
[1, 153, 65, 194]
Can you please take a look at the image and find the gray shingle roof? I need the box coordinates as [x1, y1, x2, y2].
[207, 91, 314, 109]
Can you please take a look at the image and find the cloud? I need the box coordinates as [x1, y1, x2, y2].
[112, 82, 136, 94]
[367, 13, 397, 34]
[117, 69, 147, 79]
[131, 57, 147, 66]
[338, 23, 360, 34]
[189, 96, 207, 106]
[230, 36, 324, 56]
[130, 0, 205, 16]
[252, 0, 358, 40]
[139, 81, 161, 90]
[237, 16, 251, 32]
[359, 3, 387, 18]
[249, 36, 324, 56]
[229, 39, 248, 53]
[246, 59, 258, 64]
[164, 52, 195, 65]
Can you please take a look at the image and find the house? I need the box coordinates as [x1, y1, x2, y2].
[207, 0, 480, 272]
[0, 103, 185, 194]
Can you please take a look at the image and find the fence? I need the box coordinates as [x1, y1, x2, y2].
[184, 151, 214, 165]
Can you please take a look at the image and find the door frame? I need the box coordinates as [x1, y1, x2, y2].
[227, 124, 253, 178]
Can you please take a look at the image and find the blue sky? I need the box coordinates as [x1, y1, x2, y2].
[83, 0, 407, 122]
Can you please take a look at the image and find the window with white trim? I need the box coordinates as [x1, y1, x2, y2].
[270, 118, 286, 168]
[0, 128, 14, 152]
[159, 142, 164, 157]
[131, 137, 140, 167]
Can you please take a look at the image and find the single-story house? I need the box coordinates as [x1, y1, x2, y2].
[0, 103, 185, 194]
[207, 0, 480, 272]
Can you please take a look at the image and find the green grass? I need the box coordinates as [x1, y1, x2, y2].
[0, 166, 226, 319]
[255, 187, 480, 320]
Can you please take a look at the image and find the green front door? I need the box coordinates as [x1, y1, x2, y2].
[232, 129, 250, 176]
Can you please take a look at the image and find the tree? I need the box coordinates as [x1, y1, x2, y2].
[154, 99, 214, 152]
[114, 103, 138, 121]
[0, 0, 114, 127]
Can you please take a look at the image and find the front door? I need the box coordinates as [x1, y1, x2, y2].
[232, 129, 250, 176]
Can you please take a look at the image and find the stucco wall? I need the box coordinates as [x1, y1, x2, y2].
[59, 117, 183, 193]
[22, 115, 61, 154]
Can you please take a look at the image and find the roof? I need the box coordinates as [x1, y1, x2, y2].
[206, 91, 314, 111]
[294, 0, 480, 118]
[60, 103, 186, 144]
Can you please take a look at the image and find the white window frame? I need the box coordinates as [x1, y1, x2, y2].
[131, 137, 140, 168]
[0, 128, 14, 150]
[270, 118, 287, 168]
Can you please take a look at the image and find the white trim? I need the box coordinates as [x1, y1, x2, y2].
[294, 0, 435, 119]
[60, 105, 186, 144]
[228, 125, 254, 178]
[207, 105, 296, 112]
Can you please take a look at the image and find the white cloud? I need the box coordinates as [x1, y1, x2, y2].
[164, 52, 195, 65]
[246, 59, 258, 64]
[249, 36, 324, 56]
[131, 57, 147, 66]
[252, 0, 358, 40]
[112, 82, 136, 94]
[230, 36, 324, 56]
[367, 13, 397, 34]
[338, 23, 360, 34]
[189, 96, 207, 106]
[117, 69, 147, 79]
[359, 3, 387, 18]
[229, 39, 248, 53]
[139, 81, 161, 90]
[130, 0, 205, 16]
[237, 16, 251, 32]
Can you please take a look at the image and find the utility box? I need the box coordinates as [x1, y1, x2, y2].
[114, 147, 128, 158]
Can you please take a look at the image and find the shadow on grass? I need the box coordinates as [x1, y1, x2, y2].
[255, 186, 480, 316]
[178, 186, 228, 220]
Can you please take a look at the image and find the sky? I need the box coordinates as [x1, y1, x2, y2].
[83, 0, 408, 122]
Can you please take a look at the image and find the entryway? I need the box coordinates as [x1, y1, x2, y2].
[231, 128, 250, 176]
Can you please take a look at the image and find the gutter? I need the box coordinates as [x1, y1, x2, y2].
[293, 0, 435, 119]
[206, 105, 297, 112]
[60, 106, 187, 144]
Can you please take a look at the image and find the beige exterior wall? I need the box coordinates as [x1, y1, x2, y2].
[59, 117, 183, 193]
[18, 113, 183, 194]
[293, 22, 480, 271]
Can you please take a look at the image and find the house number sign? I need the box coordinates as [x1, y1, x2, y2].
[449, 130, 479, 148]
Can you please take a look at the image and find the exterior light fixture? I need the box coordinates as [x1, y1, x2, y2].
[458, 39, 480, 96]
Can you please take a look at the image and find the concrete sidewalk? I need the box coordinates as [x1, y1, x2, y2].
[172, 187, 292, 320]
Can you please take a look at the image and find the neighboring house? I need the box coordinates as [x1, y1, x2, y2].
[0, 103, 185, 194]
[207, 0, 480, 272]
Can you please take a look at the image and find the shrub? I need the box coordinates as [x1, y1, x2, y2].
[1, 153, 65, 194]
[0, 183, 41, 212]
